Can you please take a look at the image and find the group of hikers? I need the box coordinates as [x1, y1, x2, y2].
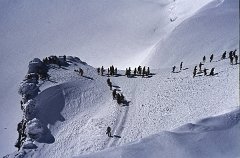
[97, 65, 118, 76]
[125, 66, 150, 78]
[222, 49, 239, 65]
[107, 78, 125, 105]
[74, 68, 84, 76]
[42, 55, 66, 68]
[172, 49, 238, 78]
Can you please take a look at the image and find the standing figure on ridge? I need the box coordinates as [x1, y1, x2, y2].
[210, 54, 214, 62]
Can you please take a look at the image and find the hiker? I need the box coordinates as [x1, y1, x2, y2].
[79, 68, 83, 76]
[116, 93, 121, 104]
[180, 62, 183, 70]
[233, 50, 236, 57]
[120, 93, 125, 102]
[138, 66, 142, 75]
[209, 68, 215, 76]
[193, 66, 197, 78]
[210, 54, 213, 62]
[142, 67, 146, 77]
[107, 78, 111, 85]
[221, 51, 226, 60]
[107, 68, 110, 76]
[230, 55, 234, 64]
[203, 56, 206, 62]
[97, 68, 100, 75]
[172, 66, 176, 73]
[109, 82, 112, 90]
[235, 55, 238, 64]
[63, 55, 66, 62]
[134, 68, 137, 76]
[147, 67, 150, 76]
[229, 51, 233, 58]
[199, 62, 204, 71]
[112, 89, 117, 99]
[203, 68, 207, 76]
[101, 66, 104, 76]
[106, 126, 112, 137]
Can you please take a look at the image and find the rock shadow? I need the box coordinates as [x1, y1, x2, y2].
[35, 85, 66, 144]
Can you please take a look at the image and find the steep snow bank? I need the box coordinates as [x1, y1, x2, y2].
[144, 0, 239, 68]
[76, 109, 240, 158]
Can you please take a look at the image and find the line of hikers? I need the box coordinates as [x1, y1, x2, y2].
[74, 68, 84, 76]
[225, 50, 238, 65]
[107, 78, 125, 104]
[193, 64, 215, 78]
[112, 89, 125, 104]
[126, 66, 150, 78]
[97, 66, 105, 76]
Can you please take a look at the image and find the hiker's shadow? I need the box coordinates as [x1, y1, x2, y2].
[114, 74, 124, 77]
[113, 85, 120, 89]
[113, 135, 121, 138]
[122, 101, 130, 106]
[82, 76, 94, 80]
[35, 85, 66, 144]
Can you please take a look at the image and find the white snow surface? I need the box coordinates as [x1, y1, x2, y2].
[76, 109, 240, 158]
[0, 0, 239, 157]
[6, 54, 239, 158]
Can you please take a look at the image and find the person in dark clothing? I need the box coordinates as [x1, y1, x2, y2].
[97, 68, 100, 75]
[107, 68, 110, 76]
[203, 56, 206, 62]
[101, 66, 104, 76]
[79, 68, 83, 76]
[180, 62, 183, 70]
[106, 126, 112, 137]
[199, 62, 204, 71]
[142, 67, 146, 78]
[109, 82, 112, 90]
[210, 54, 213, 62]
[112, 89, 117, 99]
[209, 68, 215, 76]
[229, 51, 233, 58]
[138, 66, 142, 75]
[235, 55, 238, 64]
[107, 78, 111, 85]
[120, 93, 125, 102]
[233, 50, 236, 57]
[172, 66, 176, 73]
[230, 55, 234, 64]
[115, 68, 117, 75]
[117, 93, 121, 104]
[134, 68, 137, 76]
[63, 55, 66, 62]
[193, 66, 197, 78]
[221, 51, 226, 60]
[147, 67, 150, 76]
[203, 68, 207, 76]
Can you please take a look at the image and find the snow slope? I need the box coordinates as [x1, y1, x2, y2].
[76, 109, 240, 158]
[144, 0, 239, 68]
[6, 52, 239, 157]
